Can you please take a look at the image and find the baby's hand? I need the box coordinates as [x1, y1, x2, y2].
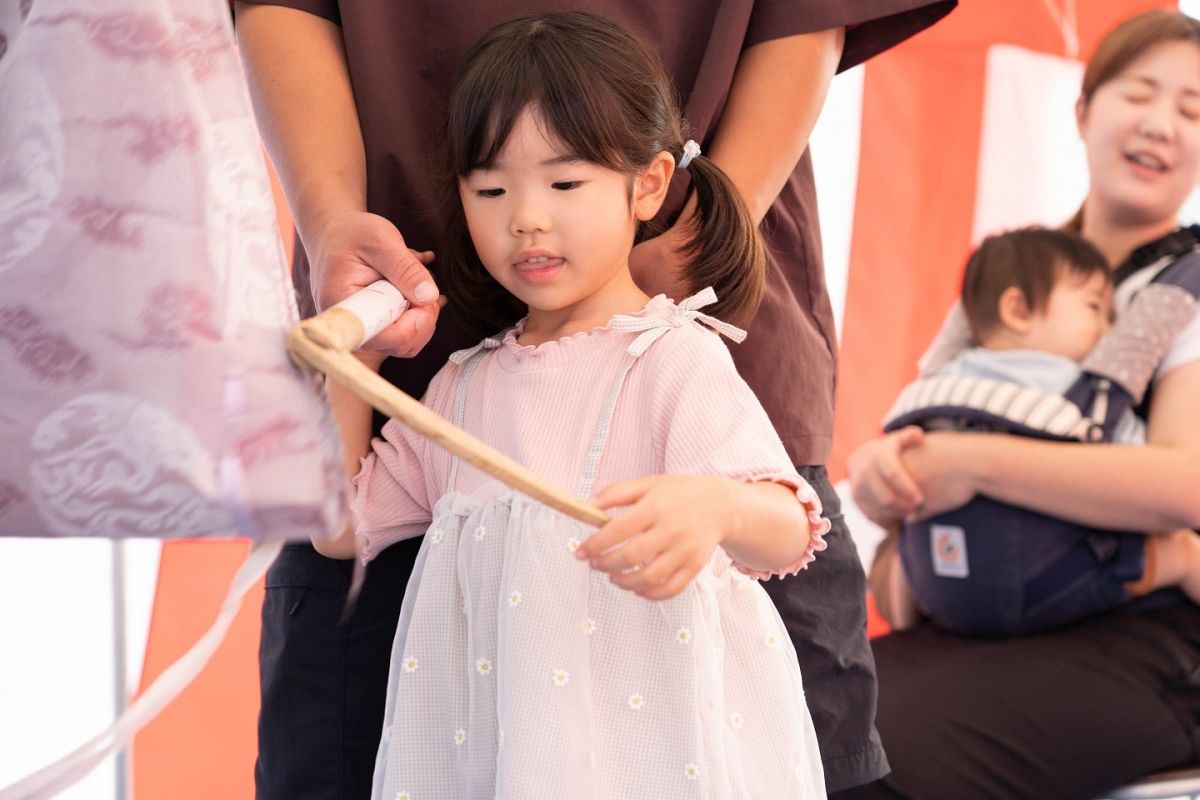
[575, 475, 734, 600]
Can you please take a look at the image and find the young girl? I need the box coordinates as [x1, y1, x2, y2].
[316, 11, 830, 799]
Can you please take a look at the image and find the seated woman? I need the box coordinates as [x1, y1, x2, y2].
[844, 10, 1200, 800]
[883, 226, 1200, 637]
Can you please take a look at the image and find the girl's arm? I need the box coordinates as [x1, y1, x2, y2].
[311, 352, 387, 559]
[900, 361, 1200, 532]
[576, 475, 814, 600]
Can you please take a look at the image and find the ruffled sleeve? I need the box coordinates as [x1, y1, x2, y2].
[645, 324, 831, 577]
[351, 363, 459, 563]
[727, 472, 831, 580]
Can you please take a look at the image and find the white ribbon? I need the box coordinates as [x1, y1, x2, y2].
[612, 287, 747, 356]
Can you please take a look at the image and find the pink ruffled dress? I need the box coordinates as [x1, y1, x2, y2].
[354, 291, 830, 799]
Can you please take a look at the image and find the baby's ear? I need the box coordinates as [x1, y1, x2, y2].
[633, 151, 675, 222]
[997, 286, 1033, 333]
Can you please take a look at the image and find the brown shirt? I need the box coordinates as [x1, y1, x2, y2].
[254, 0, 955, 466]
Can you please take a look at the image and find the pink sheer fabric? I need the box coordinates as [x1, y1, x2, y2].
[0, 0, 344, 541]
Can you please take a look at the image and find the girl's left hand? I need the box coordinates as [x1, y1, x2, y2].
[576, 475, 733, 600]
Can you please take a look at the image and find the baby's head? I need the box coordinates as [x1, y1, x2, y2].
[437, 11, 764, 333]
[961, 227, 1114, 362]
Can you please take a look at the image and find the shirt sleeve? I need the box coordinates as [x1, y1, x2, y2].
[350, 363, 458, 562]
[746, 0, 956, 72]
[917, 300, 973, 376]
[1159, 310, 1200, 379]
[646, 326, 831, 577]
[234, 0, 340, 25]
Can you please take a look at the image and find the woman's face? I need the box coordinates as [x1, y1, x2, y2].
[1079, 40, 1200, 227]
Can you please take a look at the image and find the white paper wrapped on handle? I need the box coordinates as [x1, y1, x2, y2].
[301, 281, 411, 353]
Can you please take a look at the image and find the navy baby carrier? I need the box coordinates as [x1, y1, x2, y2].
[883, 226, 1200, 636]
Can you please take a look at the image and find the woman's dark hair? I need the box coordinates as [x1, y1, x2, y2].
[961, 226, 1111, 342]
[438, 11, 765, 335]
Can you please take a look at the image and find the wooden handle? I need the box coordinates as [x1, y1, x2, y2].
[288, 314, 610, 528]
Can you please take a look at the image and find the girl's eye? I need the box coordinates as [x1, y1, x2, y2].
[552, 181, 582, 191]
[1180, 106, 1200, 122]
[476, 188, 505, 198]
[1123, 93, 1152, 104]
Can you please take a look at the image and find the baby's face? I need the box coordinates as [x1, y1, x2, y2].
[1024, 270, 1114, 362]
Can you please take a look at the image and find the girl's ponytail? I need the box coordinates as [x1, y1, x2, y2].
[674, 152, 766, 330]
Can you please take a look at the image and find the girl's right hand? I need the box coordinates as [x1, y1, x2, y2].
[310, 211, 440, 358]
[847, 426, 926, 526]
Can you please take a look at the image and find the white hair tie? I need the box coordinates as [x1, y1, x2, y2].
[678, 139, 701, 170]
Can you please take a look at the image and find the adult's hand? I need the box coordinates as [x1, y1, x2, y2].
[629, 222, 689, 301]
[311, 211, 442, 358]
[846, 426, 925, 526]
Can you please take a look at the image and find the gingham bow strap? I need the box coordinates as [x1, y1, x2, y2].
[612, 287, 747, 357]
[448, 335, 502, 364]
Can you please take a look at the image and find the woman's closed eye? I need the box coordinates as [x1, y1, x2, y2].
[551, 180, 583, 191]
[474, 187, 505, 198]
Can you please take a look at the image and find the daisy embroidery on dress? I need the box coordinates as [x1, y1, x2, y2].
[430, 528, 444, 544]
[627, 692, 644, 711]
[583, 618, 596, 635]
[402, 656, 418, 673]
[395, 792, 411, 800]
[552, 668, 570, 687]
[675, 627, 692, 645]
[765, 632, 780, 647]
[454, 729, 466, 746]
[684, 763, 700, 781]
[508, 590, 523, 607]
[476, 657, 492, 676]
[474, 524, 487, 541]
[566, 536, 581, 553]
[729, 711, 744, 730]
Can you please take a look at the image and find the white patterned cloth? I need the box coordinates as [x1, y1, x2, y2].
[0, 0, 344, 541]
[360, 296, 827, 799]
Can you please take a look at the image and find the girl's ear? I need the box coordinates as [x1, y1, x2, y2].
[997, 286, 1034, 334]
[632, 151, 675, 222]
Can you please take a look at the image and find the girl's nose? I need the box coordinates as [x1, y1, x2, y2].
[510, 196, 551, 236]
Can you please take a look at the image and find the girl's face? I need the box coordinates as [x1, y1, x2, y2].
[1079, 40, 1200, 227]
[459, 108, 669, 329]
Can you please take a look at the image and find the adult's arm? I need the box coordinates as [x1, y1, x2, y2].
[864, 361, 1200, 532]
[630, 28, 844, 295]
[710, 27, 845, 225]
[234, 3, 439, 356]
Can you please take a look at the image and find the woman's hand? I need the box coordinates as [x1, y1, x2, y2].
[847, 426, 926, 526]
[575, 475, 735, 601]
[900, 431, 979, 520]
[310, 211, 441, 358]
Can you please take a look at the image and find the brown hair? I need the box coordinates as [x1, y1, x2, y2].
[961, 227, 1110, 342]
[438, 11, 765, 335]
[1066, 10, 1200, 231]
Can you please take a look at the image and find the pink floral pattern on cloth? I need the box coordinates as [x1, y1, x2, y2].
[0, 0, 344, 540]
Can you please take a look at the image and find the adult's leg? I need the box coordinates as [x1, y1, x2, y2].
[763, 466, 887, 793]
[255, 539, 421, 800]
[863, 604, 1200, 800]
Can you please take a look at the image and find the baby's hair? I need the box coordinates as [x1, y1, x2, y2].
[961, 226, 1111, 342]
[438, 11, 765, 335]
